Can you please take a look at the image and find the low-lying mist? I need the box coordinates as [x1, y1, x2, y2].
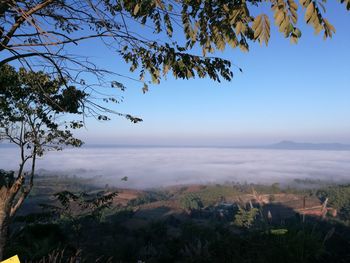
[1, 146, 350, 189]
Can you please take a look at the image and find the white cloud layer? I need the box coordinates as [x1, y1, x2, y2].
[1, 146, 350, 189]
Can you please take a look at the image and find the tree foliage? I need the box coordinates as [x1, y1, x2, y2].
[317, 185, 350, 220]
[0, 64, 93, 258]
[0, 0, 348, 90]
[180, 193, 203, 211]
[233, 206, 259, 228]
[0, 64, 87, 221]
[0, 65, 85, 149]
[42, 190, 118, 222]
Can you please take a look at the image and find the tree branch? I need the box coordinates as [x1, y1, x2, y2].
[7, 32, 113, 48]
[0, 0, 55, 50]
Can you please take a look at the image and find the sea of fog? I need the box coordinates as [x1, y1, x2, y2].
[1, 146, 350, 189]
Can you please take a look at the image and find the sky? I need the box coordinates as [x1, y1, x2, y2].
[74, 2, 350, 146]
[1, 2, 350, 188]
[5, 2, 350, 146]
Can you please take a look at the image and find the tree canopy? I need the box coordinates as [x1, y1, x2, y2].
[0, 0, 349, 92]
[0, 64, 86, 215]
[0, 64, 92, 258]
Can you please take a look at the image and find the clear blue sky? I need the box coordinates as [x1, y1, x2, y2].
[72, 4, 350, 146]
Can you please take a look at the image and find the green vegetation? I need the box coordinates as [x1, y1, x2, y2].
[3, 175, 350, 262]
[233, 207, 259, 229]
[6, 224, 66, 261]
[317, 185, 350, 221]
[0, 65, 87, 258]
[180, 194, 203, 212]
[128, 191, 171, 206]
[183, 185, 238, 206]
[7, 215, 338, 263]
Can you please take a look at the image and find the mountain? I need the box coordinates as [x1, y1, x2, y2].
[263, 140, 350, 150]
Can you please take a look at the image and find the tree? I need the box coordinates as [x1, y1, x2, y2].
[0, 64, 87, 259]
[180, 193, 203, 213]
[233, 206, 259, 229]
[0, 0, 349, 91]
[41, 190, 118, 249]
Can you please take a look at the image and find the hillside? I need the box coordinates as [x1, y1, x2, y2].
[6, 175, 350, 262]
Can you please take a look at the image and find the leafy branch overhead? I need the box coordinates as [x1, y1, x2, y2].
[122, 0, 345, 82]
[0, 0, 348, 90]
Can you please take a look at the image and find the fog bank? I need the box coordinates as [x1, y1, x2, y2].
[1, 146, 350, 189]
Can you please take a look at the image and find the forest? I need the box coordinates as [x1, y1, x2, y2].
[2, 173, 350, 262]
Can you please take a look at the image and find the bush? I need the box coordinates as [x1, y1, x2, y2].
[233, 207, 259, 229]
[317, 185, 350, 220]
[180, 194, 203, 211]
[128, 191, 171, 206]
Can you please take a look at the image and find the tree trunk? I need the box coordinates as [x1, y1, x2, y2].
[0, 195, 11, 261]
[0, 174, 26, 260]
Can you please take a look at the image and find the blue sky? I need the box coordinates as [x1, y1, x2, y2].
[10, 2, 350, 146]
[73, 3, 349, 146]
